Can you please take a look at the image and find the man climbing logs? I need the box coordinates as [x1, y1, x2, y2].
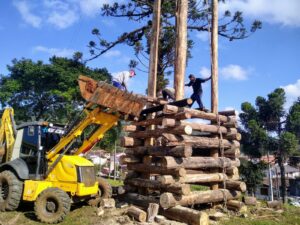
[112, 69, 136, 91]
[185, 74, 211, 110]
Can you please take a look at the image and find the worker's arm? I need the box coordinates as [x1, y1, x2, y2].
[199, 76, 212, 82]
[185, 81, 192, 87]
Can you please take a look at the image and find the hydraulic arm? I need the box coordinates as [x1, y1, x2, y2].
[0, 108, 17, 163]
[47, 106, 119, 160]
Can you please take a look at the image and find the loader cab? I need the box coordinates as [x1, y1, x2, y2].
[16, 122, 65, 179]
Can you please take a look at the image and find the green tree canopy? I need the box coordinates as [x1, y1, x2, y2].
[286, 97, 300, 140]
[239, 159, 267, 196]
[87, 0, 261, 91]
[0, 57, 110, 123]
[240, 88, 299, 202]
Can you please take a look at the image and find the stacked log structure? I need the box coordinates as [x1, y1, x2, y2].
[120, 100, 246, 223]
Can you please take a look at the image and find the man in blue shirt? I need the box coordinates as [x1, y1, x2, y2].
[185, 74, 211, 110]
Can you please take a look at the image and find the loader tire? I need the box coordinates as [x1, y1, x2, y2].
[87, 177, 112, 207]
[0, 170, 23, 211]
[34, 188, 71, 224]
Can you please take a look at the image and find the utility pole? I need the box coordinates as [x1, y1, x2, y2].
[174, 0, 188, 100]
[114, 140, 117, 180]
[267, 151, 274, 201]
[148, 0, 161, 98]
[211, 0, 219, 190]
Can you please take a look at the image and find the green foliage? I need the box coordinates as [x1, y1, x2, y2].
[240, 88, 299, 201]
[191, 184, 209, 191]
[0, 57, 110, 123]
[98, 122, 123, 152]
[239, 159, 267, 195]
[286, 97, 300, 139]
[279, 132, 298, 159]
[256, 88, 286, 131]
[106, 178, 123, 187]
[240, 88, 289, 158]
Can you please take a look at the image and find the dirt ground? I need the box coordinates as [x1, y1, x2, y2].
[1, 201, 300, 225]
[0, 202, 186, 225]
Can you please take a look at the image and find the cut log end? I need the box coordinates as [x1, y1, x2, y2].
[160, 192, 177, 209]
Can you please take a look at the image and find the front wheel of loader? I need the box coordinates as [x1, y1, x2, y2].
[88, 177, 112, 207]
[34, 188, 71, 224]
[0, 170, 23, 211]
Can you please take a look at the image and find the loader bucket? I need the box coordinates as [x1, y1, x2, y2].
[78, 75, 147, 117]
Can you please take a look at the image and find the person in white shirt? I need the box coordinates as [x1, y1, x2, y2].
[162, 87, 175, 101]
[112, 69, 136, 91]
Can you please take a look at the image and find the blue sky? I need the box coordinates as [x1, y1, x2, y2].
[0, 0, 299, 113]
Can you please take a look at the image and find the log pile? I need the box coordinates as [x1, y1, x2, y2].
[120, 102, 246, 224]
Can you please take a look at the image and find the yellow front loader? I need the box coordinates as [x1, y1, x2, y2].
[0, 76, 146, 223]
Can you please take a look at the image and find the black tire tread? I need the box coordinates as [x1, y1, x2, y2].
[0, 170, 23, 211]
[34, 187, 71, 224]
[87, 177, 112, 207]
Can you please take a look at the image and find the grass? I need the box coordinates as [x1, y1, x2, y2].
[106, 178, 123, 187]
[1, 198, 300, 225]
[191, 184, 210, 191]
[221, 204, 300, 225]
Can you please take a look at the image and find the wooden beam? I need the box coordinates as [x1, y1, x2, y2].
[140, 98, 192, 115]
[174, 0, 188, 100]
[125, 145, 192, 158]
[160, 189, 240, 208]
[147, 0, 161, 97]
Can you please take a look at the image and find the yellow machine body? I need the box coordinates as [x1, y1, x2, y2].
[23, 155, 98, 201]
[21, 108, 119, 201]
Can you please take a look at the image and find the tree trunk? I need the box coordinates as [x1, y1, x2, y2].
[243, 196, 257, 206]
[220, 180, 247, 192]
[157, 173, 226, 184]
[125, 145, 192, 158]
[147, 203, 159, 223]
[120, 137, 143, 147]
[162, 119, 230, 134]
[147, 0, 161, 98]
[160, 189, 240, 208]
[226, 200, 247, 213]
[121, 193, 159, 208]
[127, 163, 186, 177]
[160, 156, 240, 169]
[161, 206, 209, 225]
[267, 200, 283, 209]
[162, 134, 240, 150]
[141, 99, 193, 115]
[125, 178, 191, 195]
[174, 0, 188, 100]
[128, 125, 193, 139]
[278, 157, 286, 203]
[127, 206, 147, 222]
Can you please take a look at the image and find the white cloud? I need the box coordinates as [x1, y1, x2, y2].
[282, 79, 300, 108]
[220, 0, 300, 27]
[13, 0, 117, 29]
[78, 0, 108, 17]
[102, 50, 121, 58]
[33, 45, 75, 57]
[196, 32, 209, 42]
[199, 65, 250, 81]
[47, 10, 78, 29]
[220, 64, 249, 80]
[13, 1, 42, 28]
[199, 66, 211, 78]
